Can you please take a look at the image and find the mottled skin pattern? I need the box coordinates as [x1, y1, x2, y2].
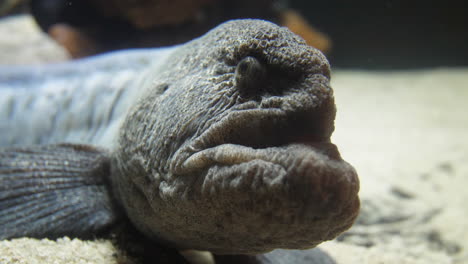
[112, 19, 359, 254]
[0, 19, 359, 260]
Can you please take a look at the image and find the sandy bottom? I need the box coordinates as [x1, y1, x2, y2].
[1, 15, 467, 264]
[331, 69, 467, 264]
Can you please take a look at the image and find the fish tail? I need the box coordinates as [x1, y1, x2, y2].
[0, 144, 121, 239]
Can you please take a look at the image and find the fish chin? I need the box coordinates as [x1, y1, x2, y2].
[167, 143, 359, 254]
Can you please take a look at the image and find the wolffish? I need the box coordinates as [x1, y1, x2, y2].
[0, 19, 359, 258]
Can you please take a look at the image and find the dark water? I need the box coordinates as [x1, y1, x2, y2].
[291, 0, 468, 69]
[1, 0, 467, 69]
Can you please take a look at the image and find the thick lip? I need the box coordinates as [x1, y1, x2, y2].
[177, 143, 340, 175]
[172, 100, 338, 175]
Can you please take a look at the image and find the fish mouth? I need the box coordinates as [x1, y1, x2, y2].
[173, 51, 339, 173]
[174, 96, 340, 174]
[169, 98, 359, 254]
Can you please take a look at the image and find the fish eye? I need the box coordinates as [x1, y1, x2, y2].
[236, 57, 261, 75]
[157, 83, 169, 94]
[235, 56, 266, 92]
[237, 58, 252, 74]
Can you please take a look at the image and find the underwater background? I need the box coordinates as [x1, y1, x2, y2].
[291, 0, 468, 69]
[1, 0, 467, 68]
[0, 1, 467, 264]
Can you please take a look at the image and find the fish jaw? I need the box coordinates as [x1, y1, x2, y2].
[114, 19, 359, 254]
[159, 99, 359, 254]
[169, 144, 359, 254]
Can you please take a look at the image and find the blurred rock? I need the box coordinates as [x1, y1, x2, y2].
[0, 15, 68, 64]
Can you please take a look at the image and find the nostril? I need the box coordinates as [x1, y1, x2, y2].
[235, 56, 266, 93]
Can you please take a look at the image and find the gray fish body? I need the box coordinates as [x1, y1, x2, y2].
[0, 47, 175, 148]
[0, 19, 360, 258]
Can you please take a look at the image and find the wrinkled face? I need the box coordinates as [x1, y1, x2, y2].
[115, 20, 359, 254]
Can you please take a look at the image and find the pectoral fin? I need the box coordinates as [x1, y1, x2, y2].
[0, 144, 121, 239]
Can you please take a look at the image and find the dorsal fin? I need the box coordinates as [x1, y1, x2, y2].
[0, 144, 121, 239]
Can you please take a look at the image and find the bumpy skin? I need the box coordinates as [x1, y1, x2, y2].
[112, 19, 359, 254]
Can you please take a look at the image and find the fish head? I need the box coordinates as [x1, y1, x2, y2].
[114, 19, 359, 254]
